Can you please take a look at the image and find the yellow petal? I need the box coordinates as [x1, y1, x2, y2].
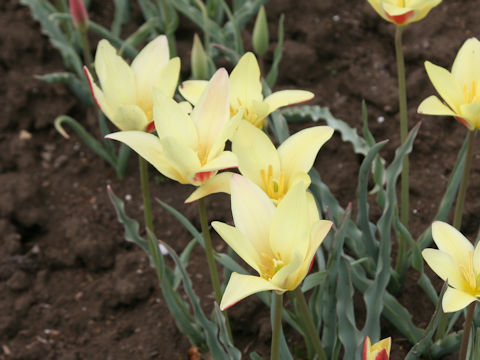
[95, 39, 137, 110]
[230, 174, 276, 258]
[271, 249, 304, 290]
[185, 172, 233, 203]
[212, 222, 261, 274]
[113, 104, 149, 131]
[199, 151, 237, 173]
[155, 57, 181, 98]
[131, 35, 170, 112]
[220, 273, 284, 310]
[425, 61, 463, 113]
[442, 287, 477, 313]
[409, 0, 442, 22]
[277, 126, 333, 187]
[106, 131, 183, 182]
[382, 2, 414, 16]
[460, 102, 480, 130]
[207, 109, 243, 163]
[84, 66, 115, 121]
[178, 80, 208, 105]
[230, 52, 263, 104]
[474, 243, 480, 275]
[431, 221, 474, 267]
[161, 137, 201, 184]
[232, 121, 280, 188]
[264, 90, 314, 114]
[370, 337, 391, 354]
[421, 248, 466, 290]
[417, 95, 456, 117]
[190, 68, 230, 162]
[152, 89, 198, 149]
[270, 181, 309, 263]
[451, 38, 480, 87]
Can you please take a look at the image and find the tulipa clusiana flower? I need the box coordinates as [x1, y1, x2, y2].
[366, 0, 442, 26]
[85, 35, 180, 132]
[179, 52, 313, 128]
[186, 120, 333, 204]
[362, 336, 391, 360]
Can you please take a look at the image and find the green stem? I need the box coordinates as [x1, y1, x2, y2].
[81, 29, 93, 74]
[453, 130, 475, 230]
[459, 302, 476, 360]
[271, 293, 283, 360]
[198, 198, 233, 341]
[394, 25, 409, 274]
[294, 287, 328, 360]
[139, 156, 154, 233]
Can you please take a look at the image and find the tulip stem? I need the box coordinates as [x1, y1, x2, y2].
[80, 28, 93, 75]
[271, 293, 283, 360]
[459, 302, 476, 360]
[453, 130, 475, 230]
[394, 25, 409, 275]
[198, 198, 233, 341]
[139, 156, 154, 233]
[294, 287, 328, 360]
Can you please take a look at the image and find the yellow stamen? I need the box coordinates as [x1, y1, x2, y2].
[259, 165, 287, 204]
[460, 251, 478, 291]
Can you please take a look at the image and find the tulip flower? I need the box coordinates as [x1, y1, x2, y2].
[106, 68, 241, 186]
[69, 0, 88, 32]
[186, 121, 333, 204]
[418, 38, 480, 131]
[84, 35, 180, 132]
[362, 336, 391, 360]
[422, 221, 480, 312]
[366, 0, 441, 26]
[212, 175, 332, 310]
[179, 52, 313, 128]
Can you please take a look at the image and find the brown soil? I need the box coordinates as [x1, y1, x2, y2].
[1, 0, 479, 359]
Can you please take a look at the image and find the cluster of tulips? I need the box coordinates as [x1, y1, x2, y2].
[32, 0, 480, 358]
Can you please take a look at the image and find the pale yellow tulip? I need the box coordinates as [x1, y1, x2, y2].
[106, 68, 241, 186]
[418, 38, 480, 130]
[84, 35, 180, 131]
[366, 0, 441, 26]
[179, 52, 313, 128]
[422, 221, 480, 312]
[213, 174, 332, 310]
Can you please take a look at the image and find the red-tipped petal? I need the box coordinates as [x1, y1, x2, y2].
[146, 121, 156, 133]
[375, 349, 389, 360]
[362, 337, 370, 360]
[193, 170, 217, 184]
[455, 116, 474, 130]
[83, 66, 101, 110]
[69, 0, 88, 29]
[385, 10, 414, 25]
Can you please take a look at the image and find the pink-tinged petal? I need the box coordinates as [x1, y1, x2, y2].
[212, 222, 261, 274]
[83, 66, 114, 121]
[442, 287, 478, 313]
[220, 273, 284, 310]
[230, 174, 275, 257]
[229, 52, 263, 105]
[417, 95, 456, 117]
[431, 221, 474, 268]
[190, 68, 230, 162]
[106, 131, 183, 182]
[232, 121, 280, 188]
[185, 172, 233, 203]
[278, 126, 333, 188]
[161, 137, 201, 185]
[421, 248, 466, 290]
[178, 80, 208, 105]
[264, 90, 314, 114]
[152, 89, 198, 149]
[113, 104, 149, 131]
[69, 0, 88, 29]
[94, 40, 137, 110]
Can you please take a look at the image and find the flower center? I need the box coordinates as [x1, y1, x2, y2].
[260, 252, 285, 280]
[260, 164, 286, 205]
[230, 98, 260, 127]
[463, 80, 480, 104]
[459, 251, 480, 293]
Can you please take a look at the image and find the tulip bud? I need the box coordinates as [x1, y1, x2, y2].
[252, 6, 269, 57]
[69, 0, 89, 33]
[191, 34, 209, 80]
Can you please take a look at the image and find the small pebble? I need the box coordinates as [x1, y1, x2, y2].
[377, 116, 385, 124]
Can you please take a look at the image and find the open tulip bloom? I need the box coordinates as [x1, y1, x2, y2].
[418, 38, 480, 130]
[212, 174, 332, 310]
[186, 120, 334, 203]
[422, 221, 480, 313]
[106, 68, 242, 187]
[362, 336, 391, 360]
[84, 35, 180, 132]
[179, 52, 314, 128]
[366, 0, 441, 26]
